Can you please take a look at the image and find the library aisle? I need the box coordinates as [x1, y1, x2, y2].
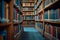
[0, 0, 60, 40]
[20, 27, 45, 40]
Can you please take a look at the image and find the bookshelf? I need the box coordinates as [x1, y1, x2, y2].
[34, 0, 60, 40]
[0, 0, 23, 40]
[22, 0, 35, 27]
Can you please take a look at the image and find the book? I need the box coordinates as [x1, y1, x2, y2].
[13, 8, 16, 22]
[5, 3, 10, 22]
[0, 0, 6, 23]
[44, 11, 48, 19]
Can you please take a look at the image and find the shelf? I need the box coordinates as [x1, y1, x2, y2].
[22, 25, 35, 26]
[22, 1, 34, 3]
[4, 0, 11, 3]
[38, 9, 43, 14]
[13, 21, 23, 25]
[35, 20, 43, 22]
[35, 0, 59, 15]
[35, 9, 43, 15]
[44, 21, 60, 25]
[22, 10, 34, 12]
[23, 19, 35, 21]
[23, 6, 34, 8]
[0, 22, 12, 28]
[0, 22, 11, 27]
[22, 14, 35, 16]
[44, 0, 59, 11]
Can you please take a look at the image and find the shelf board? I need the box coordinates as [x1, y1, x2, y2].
[0, 22, 11, 27]
[35, 9, 43, 15]
[38, 9, 43, 14]
[22, 25, 35, 26]
[23, 19, 35, 21]
[35, 20, 43, 22]
[22, 14, 36, 16]
[13, 21, 23, 25]
[21, 1, 34, 3]
[44, 21, 60, 25]
[22, 10, 34, 12]
[23, 6, 34, 8]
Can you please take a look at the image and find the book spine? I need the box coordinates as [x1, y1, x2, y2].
[1, 0, 5, 22]
[0, 0, 2, 22]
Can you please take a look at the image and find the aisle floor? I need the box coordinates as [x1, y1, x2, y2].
[20, 27, 45, 40]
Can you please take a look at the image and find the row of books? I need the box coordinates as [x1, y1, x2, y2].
[0, 0, 22, 23]
[44, 0, 58, 7]
[37, 22, 43, 30]
[23, 8, 34, 11]
[22, 3, 34, 7]
[0, 0, 10, 23]
[13, 8, 23, 23]
[23, 16, 34, 20]
[0, 23, 23, 40]
[34, 4, 37, 9]
[22, 0, 34, 2]
[35, 22, 43, 34]
[44, 24, 60, 40]
[35, 13, 43, 21]
[35, 8, 60, 22]
[35, 15, 39, 21]
[22, 21, 35, 26]
[44, 8, 60, 22]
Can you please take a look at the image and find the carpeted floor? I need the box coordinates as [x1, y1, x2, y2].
[20, 27, 45, 40]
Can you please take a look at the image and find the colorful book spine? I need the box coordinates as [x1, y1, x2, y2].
[44, 11, 48, 19]
[0, 0, 5, 23]
[0, 0, 2, 22]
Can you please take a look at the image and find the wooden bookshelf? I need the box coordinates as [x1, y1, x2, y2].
[34, 0, 60, 40]
[0, 0, 23, 40]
